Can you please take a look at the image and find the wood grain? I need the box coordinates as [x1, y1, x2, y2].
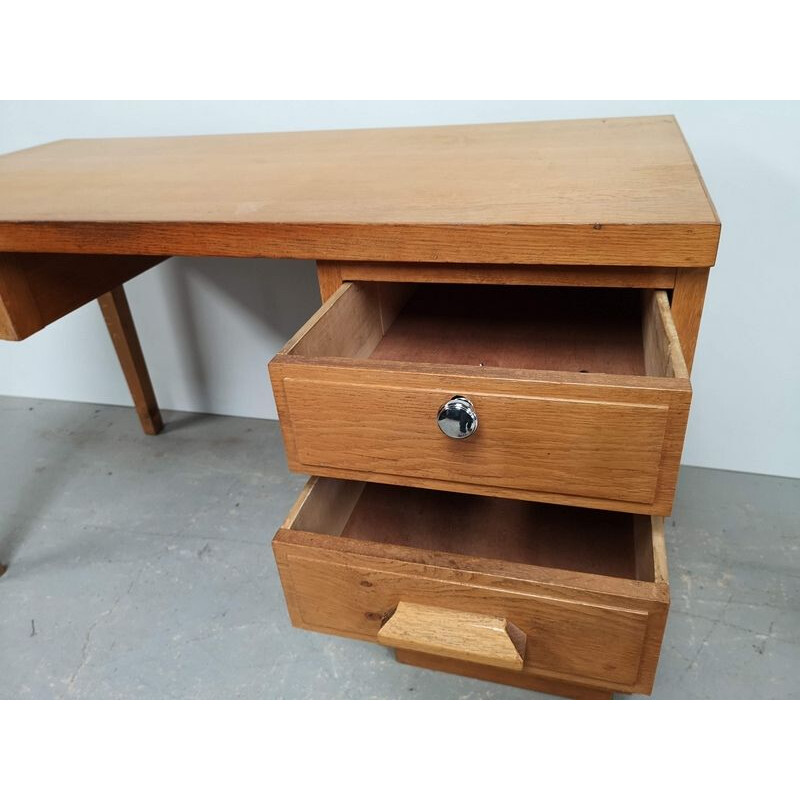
[286, 281, 412, 360]
[369, 284, 649, 375]
[671, 268, 709, 373]
[97, 286, 163, 435]
[377, 601, 527, 670]
[0, 252, 163, 340]
[269, 283, 692, 515]
[273, 477, 670, 694]
[283, 377, 670, 505]
[0, 117, 719, 266]
[318, 260, 678, 303]
[316, 263, 343, 304]
[394, 650, 614, 699]
[278, 549, 653, 687]
[339, 482, 642, 579]
[280, 479, 666, 598]
[642, 289, 689, 379]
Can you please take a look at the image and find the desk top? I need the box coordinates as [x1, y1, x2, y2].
[0, 116, 719, 266]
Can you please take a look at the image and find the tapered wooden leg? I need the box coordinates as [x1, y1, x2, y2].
[98, 285, 163, 435]
[395, 649, 614, 699]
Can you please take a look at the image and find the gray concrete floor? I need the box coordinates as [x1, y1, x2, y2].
[1, 395, 798, 699]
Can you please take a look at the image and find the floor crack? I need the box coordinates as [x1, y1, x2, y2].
[65, 562, 147, 694]
[684, 592, 734, 672]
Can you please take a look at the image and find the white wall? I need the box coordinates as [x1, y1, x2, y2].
[1, 101, 798, 478]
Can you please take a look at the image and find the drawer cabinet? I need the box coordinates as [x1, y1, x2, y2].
[273, 478, 669, 696]
[270, 282, 691, 515]
[266, 115, 718, 698]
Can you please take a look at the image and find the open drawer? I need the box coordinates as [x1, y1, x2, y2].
[273, 477, 670, 696]
[269, 282, 691, 516]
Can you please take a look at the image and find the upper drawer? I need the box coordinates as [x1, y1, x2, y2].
[269, 282, 691, 516]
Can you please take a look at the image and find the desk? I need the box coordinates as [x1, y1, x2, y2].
[0, 116, 720, 696]
[0, 116, 717, 434]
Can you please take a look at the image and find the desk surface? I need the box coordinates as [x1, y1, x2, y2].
[0, 115, 719, 266]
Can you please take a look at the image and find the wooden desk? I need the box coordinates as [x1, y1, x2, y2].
[0, 116, 718, 433]
[0, 116, 720, 697]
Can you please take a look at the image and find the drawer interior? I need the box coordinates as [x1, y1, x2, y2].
[287, 478, 661, 584]
[286, 282, 687, 379]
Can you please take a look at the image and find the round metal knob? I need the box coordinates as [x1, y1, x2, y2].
[436, 395, 478, 439]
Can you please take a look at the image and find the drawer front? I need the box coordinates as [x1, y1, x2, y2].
[274, 544, 661, 693]
[282, 377, 671, 505]
[272, 365, 690, 515]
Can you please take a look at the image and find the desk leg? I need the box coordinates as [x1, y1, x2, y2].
[98, 285, 163, 435]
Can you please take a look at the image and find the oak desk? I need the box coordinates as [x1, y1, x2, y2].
[0, 116, 719, 697]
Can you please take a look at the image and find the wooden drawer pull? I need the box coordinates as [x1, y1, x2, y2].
[377, 601, 526, 671]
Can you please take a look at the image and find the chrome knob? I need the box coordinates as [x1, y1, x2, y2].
[436, 395, 478, 439]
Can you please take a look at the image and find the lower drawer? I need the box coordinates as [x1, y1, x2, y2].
[273, 477, 670, 695]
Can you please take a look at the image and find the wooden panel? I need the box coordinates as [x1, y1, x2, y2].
[316, 263, 343, 303]
[286, 282, 412, 360]
[283, 378, 670, 504]
[0, 117, 719, 265]
[394, 649, 614, 699]
[275, 546, 652, 690]
[338, 482, 641, 579]
[377, 601, 527, 670]
[327, 260, 678, 291]
[671, 268, 709, 373]
[287, 282, 384, 359]
[642, 289, 689, 379]
[290, 477, 366, 536]
[0, 257, 37, 339]
[0, 221, 721, 267]
[369, 284, 649, 376]
[0, 252, 163, 340]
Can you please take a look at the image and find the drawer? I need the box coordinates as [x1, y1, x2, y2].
[269, 282, 691, 515]
[273, 477, 670, 695]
